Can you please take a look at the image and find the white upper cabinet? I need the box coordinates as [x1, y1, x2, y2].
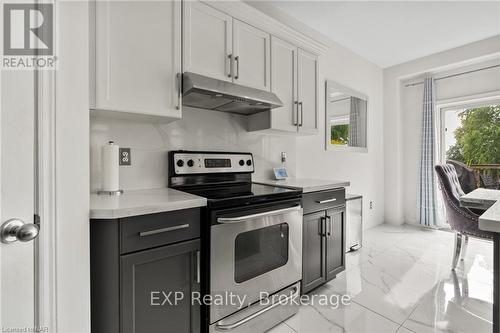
[232, 20, 271, 91]
[184, 3, 270, 90]
[266, 36, 297, 132]
[297, 48, 319, 133]
[248, 38, 318, 134]
[92, 0, 182, 121]
[183, 1, 232, 81]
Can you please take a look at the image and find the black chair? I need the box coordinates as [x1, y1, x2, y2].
[435, 164, 493, 269]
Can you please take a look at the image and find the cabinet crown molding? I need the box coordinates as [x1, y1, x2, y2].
[201, 0, 329, 56]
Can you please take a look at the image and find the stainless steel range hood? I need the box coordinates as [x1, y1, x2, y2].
[182, 72, 283, 115]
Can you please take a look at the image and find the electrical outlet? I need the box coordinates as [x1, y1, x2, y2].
[369, 201, 374, 209]
[119, 148, 131, 166]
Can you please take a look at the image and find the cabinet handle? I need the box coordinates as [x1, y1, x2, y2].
[196, 250, 200, 284]
[176, 73, 181, 110]
[299, 101, 303, 127]
[326, 216, 332, 237]
[234, 56, 240, 80]
[319, 216, 326, 237]
[227, 54, 232, 78]
[316, 198, 337, 204]
[138, 223, 189, 237]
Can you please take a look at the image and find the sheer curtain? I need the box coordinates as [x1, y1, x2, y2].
[419, 77, 439, 226]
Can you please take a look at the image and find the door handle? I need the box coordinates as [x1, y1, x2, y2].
[0, 218, 40, 244]
[217, 205, 301, 224]
[227, 54, 233, 78]
[214, 285, 299, 331]
[299, 101, 303, 127]
[234, 56, 240, 80]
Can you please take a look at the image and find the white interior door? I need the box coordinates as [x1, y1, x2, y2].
[232, 20, 270, 91]
[0, 70, 38, 328]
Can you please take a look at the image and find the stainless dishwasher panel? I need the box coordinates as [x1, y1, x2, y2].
[345, 194, 362, 252]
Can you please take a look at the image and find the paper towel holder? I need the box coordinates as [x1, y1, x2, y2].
[97, 189, 124, 196]
[99, 140, 123, 196]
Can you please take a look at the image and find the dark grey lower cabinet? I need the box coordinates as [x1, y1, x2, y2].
[91, 208, 201, 333]
[301, 189, 346, 294]
[325, 208, 346, 281]
[302, 211, 327, 293]
[121, 239, 200, 333]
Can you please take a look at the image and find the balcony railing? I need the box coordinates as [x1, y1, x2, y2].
[470, 164, 500, 189]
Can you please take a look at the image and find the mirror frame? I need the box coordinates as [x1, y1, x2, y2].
[325, 80, 369, 153]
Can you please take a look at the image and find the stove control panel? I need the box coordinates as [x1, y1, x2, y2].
[171, 152, 254, 175]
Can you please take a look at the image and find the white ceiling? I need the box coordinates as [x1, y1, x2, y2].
[268, 1, 500, 68]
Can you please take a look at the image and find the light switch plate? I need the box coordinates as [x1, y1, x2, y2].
[119, 148, 131, 166]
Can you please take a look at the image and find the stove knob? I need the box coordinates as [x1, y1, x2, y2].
[239, 159, 245, 166]
[176, 159, 184, 167]
[187, 159, 194, 167]
[246, 159, 252, 166]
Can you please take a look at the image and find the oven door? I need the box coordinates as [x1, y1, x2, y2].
[210, 204, 303, 323]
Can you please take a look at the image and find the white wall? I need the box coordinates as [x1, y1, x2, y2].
[90, 3, 386, 230]
[384, 35, 500, 225]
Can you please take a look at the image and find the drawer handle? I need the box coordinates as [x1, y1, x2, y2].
[139, 224, 190, 237]
[316, 198, 337, 204]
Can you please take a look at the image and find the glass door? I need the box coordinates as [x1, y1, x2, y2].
[440, 102, 500, 189]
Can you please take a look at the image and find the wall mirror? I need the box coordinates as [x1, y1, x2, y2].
[325, 80, 368, 152]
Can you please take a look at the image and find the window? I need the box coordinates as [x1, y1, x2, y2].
[440, 102, 500, 189]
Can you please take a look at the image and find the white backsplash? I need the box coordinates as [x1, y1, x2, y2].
[90, 107, 297, 192]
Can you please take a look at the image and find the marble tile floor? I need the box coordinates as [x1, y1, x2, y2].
[267, 223, 493, 333]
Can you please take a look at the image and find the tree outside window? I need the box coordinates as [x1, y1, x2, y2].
[446, 104, 500, 188]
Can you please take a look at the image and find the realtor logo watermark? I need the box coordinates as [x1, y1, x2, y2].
[2, 3, 56, 69]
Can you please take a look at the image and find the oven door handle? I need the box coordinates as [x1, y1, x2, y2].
[214, 285, 299, 331]
[217, 206, 301, 224]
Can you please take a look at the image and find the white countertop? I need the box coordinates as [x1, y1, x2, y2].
[460, 188, 500, 209]
[479, 200, 500, 233]
[90, 188, 207, 219]
[460, 188, 500, 233]
[254, 178, 350, 193]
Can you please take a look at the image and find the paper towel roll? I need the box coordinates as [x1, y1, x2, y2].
[102, 141, 120, 191]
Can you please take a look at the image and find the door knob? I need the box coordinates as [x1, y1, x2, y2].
[0, 218, 40, 243]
